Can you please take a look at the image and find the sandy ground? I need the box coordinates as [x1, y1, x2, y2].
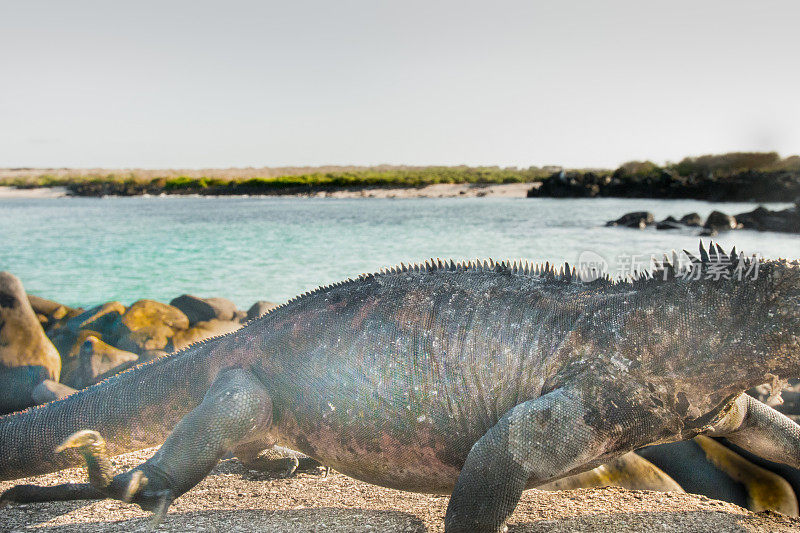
[0, 187, 68, 199]
[2, 448, 798, 532]
[0, 183, 536, 200]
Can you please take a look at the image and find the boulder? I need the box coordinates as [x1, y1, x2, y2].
[27, 295, 83, 333]
[170, 319, 242, 352]
[232, 310, 248, 323]
[247, 300, 279, 321]
[655, 216, 683, 230]
[31, 379, 77, 404]
[58, 329, 104, 383]
[679, 213, 703, 227]
[111, 299, 189, 353]
[65, 336, 139, 389]
[170, 294, 237, 324]
[605, 211, 654, 229]
[27, 294, 65, 316]
[0, 272, 62, 381]
[734, 205, 800, 233]
[65, 301, 126, 336]
[0, 365, 50, 414]
[703, 211, 738, 232]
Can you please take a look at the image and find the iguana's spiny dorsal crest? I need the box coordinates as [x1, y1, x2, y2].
[259, 241, 786, 323]
[2, 241, 800, 533]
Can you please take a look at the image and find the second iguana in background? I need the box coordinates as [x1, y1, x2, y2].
[2, 243, 800, 533]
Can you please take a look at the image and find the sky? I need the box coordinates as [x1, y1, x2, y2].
[0, 1, 798, 169]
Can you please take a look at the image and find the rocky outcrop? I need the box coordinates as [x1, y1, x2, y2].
[26, 294, 79, 330]
[170, 295, 237, 325]
[247, 300, 278, 321]
[528, 169, 800, 202]
[529, 171, 608, 198]
[65, 301, 126, 336]
[1, 285, 274, 409]
[679, 213, 703, 227]
[734, 205, 800, 233]
[656, 216, 683, 230]
[605, 211, 654, 229]
[0, 272, 62, 381]
[703, 211, 738, 233]
[607, 207, 800, 235]
[111, 299, 189, 353]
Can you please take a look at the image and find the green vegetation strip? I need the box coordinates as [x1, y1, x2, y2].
[2, 152, 798, 196]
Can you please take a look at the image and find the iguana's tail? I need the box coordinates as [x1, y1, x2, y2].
[0, 335, 231, 481]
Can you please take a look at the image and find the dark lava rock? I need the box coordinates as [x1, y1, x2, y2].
[606, 211, 655, 229]
[65, 301, 126, 336]
[0, 365, 50, 414]
[679, 213, 703, 227]
[528, 169, 800, 202]
[656, 216, 684, 230]
[528, 171, 610, 198]
[703, 211, 737, 232]
[734, 205, 800, 233]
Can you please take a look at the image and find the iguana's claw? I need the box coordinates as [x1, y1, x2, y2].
[55, 429, 104, 453]
[122, 470, 148, 503]
[55, 429, 116, 491]
[285, 456, 300, 478]
[145, 490, 174, 530]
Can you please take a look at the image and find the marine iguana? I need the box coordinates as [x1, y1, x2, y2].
[2, 243, 800, 532]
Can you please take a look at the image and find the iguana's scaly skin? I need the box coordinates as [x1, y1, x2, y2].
[2, 244, 800, 532]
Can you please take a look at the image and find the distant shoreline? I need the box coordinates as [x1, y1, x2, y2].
[0, 183, 537, 199]
[2, 152, 799, 201]
[0, 186, 69, 198]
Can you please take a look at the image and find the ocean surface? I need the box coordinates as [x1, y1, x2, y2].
[1, 196, 798, 309]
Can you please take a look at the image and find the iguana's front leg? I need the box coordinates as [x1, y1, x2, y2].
[445, 385, 641, 533]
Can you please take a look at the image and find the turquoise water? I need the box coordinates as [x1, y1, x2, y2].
[1, 196, 798, 309]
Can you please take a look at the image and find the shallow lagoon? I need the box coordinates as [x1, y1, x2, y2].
[1, 196, 798, 308]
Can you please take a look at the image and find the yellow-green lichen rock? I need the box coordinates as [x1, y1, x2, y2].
[111, 299, 189, 353]
[538, 451, 684, 492]
[170, 319, 242, 352]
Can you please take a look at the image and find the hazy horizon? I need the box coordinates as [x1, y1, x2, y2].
[1, 1, 798, 169]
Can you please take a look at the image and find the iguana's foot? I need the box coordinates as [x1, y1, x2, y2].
[61, 368, 272, 527]
[51, 430, 176, 527]
[242, 449, 327, 478]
